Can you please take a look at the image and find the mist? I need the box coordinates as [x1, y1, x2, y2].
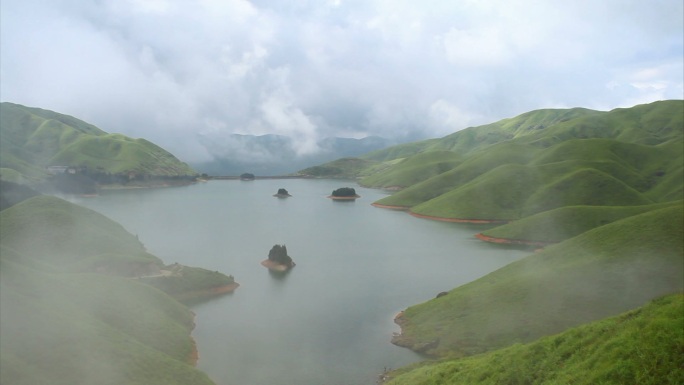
[1, 0, 682, 164]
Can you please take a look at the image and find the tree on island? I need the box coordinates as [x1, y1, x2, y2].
[268, 244, 293, 266]
[331, 187, 358, 197]
[240, 173, 255, 180]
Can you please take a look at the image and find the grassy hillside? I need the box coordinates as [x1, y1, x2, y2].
[0, 102, 196, 185]
[0, 194, 238, 384]
[295, 100, 684, 383]
[366, 102, 681, 224]
[296, 157, 378, 178]
[479, 201, 682, 244]
[0, 258, 215, 385]
[392, 204, 683, 357]
[0, 195, 161, 274]
[386, 294, 683, 385]
[361, 151, 462, 189]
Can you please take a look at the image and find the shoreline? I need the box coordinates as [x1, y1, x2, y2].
[371, 203, 409, 210]
[261, 259, 295, 271]
[175, 282, 240, 302]
[327, 195, 361, 200]
[409, 211, 509, 224]
[475, 233, 554, 247]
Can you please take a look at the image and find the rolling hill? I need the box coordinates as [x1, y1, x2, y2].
[390, 204, 683, 358]
[385, 294, 683, 385]
[0, 189, 237, 385]
[0, 102, 196, 187]
[301, 100, 683, 384]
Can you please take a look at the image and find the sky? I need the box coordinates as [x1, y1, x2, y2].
[1, 0, 683, 163]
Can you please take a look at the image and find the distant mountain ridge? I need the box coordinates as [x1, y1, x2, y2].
[192, 132, 395, 175]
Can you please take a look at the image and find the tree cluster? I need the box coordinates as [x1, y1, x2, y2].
[268, 244, 293, 265]
[331, 187, 357, 197]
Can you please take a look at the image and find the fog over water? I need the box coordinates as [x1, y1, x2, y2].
[76, 179, 527, 385]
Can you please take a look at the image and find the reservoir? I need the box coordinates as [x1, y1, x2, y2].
[76, 179, 527, 385]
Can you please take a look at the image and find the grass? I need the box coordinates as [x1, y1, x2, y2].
[296, 157, 378, 178]
[0, 258, 215, 385]
[0, 102, 196, 182]
[375, 136, 677, 220]
[311, 101, 683, 220]
[360, 151, 462, 188]
[50, 135, 195, 176]
[0, 193, 240, 384]
[386, 294, 684, 385]
[481, 201, 683, 243]
[393, 204, 683, 357]
[140, 266, 235, 299]
[0, 196, 160, 271]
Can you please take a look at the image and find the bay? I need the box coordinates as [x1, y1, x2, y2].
[75, 179, 527, 385]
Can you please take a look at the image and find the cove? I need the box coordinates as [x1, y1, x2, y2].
[75, 179, 527, 385]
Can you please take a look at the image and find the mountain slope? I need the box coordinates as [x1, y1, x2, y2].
[391, 204, 683, 357]
[0, 102, 196, 184]
[386, 294, 683, 385]
[0, 193, 238, 384]
[365, 101, 682, 223]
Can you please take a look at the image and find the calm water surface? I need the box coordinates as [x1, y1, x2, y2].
[76, 179, 527, 385]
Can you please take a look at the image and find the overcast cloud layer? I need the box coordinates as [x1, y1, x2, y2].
[1, 0, 682, 162]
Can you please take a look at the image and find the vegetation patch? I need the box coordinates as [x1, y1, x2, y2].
[392, 204, 683, 358]
[385, 294, 684, 385]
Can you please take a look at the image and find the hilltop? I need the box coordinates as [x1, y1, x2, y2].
[0, 102, 197, 190]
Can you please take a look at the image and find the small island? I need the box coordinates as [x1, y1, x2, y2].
[261, 244, 296, 272]
[240, 173, 255, 181]
[328, 187, 360, 200]
[273, 188, 292, 198]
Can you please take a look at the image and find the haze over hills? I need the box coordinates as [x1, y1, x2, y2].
[191, 132, 396, 176]
[0, 185, 239, 385]
[0, 102, 196, 188]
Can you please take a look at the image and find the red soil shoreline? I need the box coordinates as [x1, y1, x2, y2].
[409, 211, 509, 224]
[188, 336, 199, 366]
[327, 195, 361, 200]
[475, 233, 554, 247]
[371, 203, 409, 210]
[261, 259, 296, 271]
[371, 202, 508, 223]
[175, 282, 240, 302]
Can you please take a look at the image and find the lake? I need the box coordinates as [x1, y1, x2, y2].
[75, 179, 527, 385]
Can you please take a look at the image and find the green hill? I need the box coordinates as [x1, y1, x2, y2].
[0, 195, 161, 274]
[0, 194, 237, 384]
[479, 201, 682, 244]
[0, 258, 215, 385]
[0, 102, 196, 186]
[391, 204, 683, 357]
[297, 100, 684, 383]
[365, 102, 682, 221]
[385, 294, 683, 385]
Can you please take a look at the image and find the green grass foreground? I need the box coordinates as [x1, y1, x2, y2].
[385, 294, 684, 385]
[392, 204, 683, 357]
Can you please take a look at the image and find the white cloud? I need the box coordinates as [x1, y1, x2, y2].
[1, 0, 682, 164]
